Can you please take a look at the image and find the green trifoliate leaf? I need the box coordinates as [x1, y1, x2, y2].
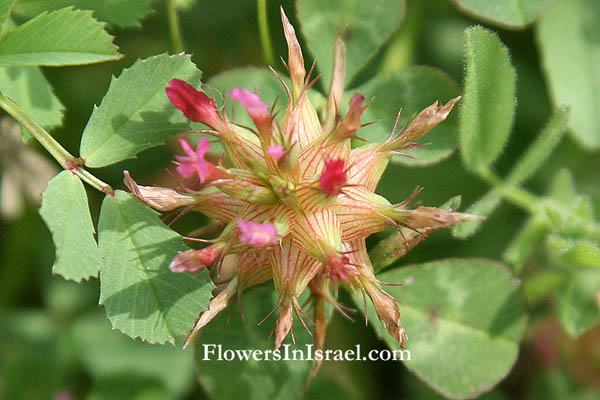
[537, 0, 600, 149]
[39, 171, 103, 282]
[80, 53, 202, 168]
[453, 0, 552, 28]
[555, 268, 600, 337]
[0, 7, 121, 66]
[354, 259, 527, 399]
[355, 67, 460, 165]
[13, 0, 153, 28]
[0, 0, 14, 29]
[98, 190, 213, 344]
[0, 66, 64, 135]
[195, 283, 313, 400]
[297, 0, 405, 89]
[460, 26, 516, 172]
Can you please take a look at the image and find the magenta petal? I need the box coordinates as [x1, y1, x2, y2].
[175, 138, 215, 183]
[178, 138, 196, 157]
[227, 87, 271, 132]
[319, 159, 347, 196]
[237, 220, 278, 247]
[267, 144, 287, 161]
[228, 88, 269, 116]
[195, 137, 211, 157]
[176, 163, 197, 179]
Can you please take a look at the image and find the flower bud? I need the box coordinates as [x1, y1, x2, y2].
[169, 244, 223, 273]
[227, 87, 272, 134]
[166, 79, 225, 130]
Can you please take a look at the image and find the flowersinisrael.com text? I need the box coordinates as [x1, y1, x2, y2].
[200, 344, 411, 362]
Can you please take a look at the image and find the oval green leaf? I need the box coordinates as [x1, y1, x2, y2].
[453, 0, 552, 28]
[80, 53, 202, 167]
[39, 171, 103, 282]
[98, 190, 213, 344]
[0, 66, 64, 133]
[353, 259, 528, 399]
[13, 0, 154, 28]
[297, 0, 405, 89]
[537, 0, 600, 149]
[0, 7, 121, 66]
[460, 26, 516, 172]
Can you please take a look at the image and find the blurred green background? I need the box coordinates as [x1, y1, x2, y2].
[0, 0, 598, 399]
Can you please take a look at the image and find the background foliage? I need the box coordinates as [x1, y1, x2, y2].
[0, 0, 598, 399]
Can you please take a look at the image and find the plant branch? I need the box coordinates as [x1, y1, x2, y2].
[0, 92, 114, 195]
[477, 167, 539, 212]
[257, 0, 274, 65]
[167, 0, 185, 53]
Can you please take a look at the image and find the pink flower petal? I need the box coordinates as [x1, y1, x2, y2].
[227, 87, 271, 132]
[267, 144, 287, 161]
[237, 220, 278, 247]
[175, 137, 215, 183]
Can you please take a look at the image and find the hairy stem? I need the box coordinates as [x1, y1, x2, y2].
[0, 93, 114, 195]
[478, 167, 538, 212]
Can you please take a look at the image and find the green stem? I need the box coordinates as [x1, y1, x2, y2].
[257, 0, 274, 65]
[477, 167, 539, 212]
[0, 93, 114, 195]
[167, 0, 184, 53]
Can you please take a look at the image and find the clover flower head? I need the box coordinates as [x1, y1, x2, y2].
[130, 7, 475, 355]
